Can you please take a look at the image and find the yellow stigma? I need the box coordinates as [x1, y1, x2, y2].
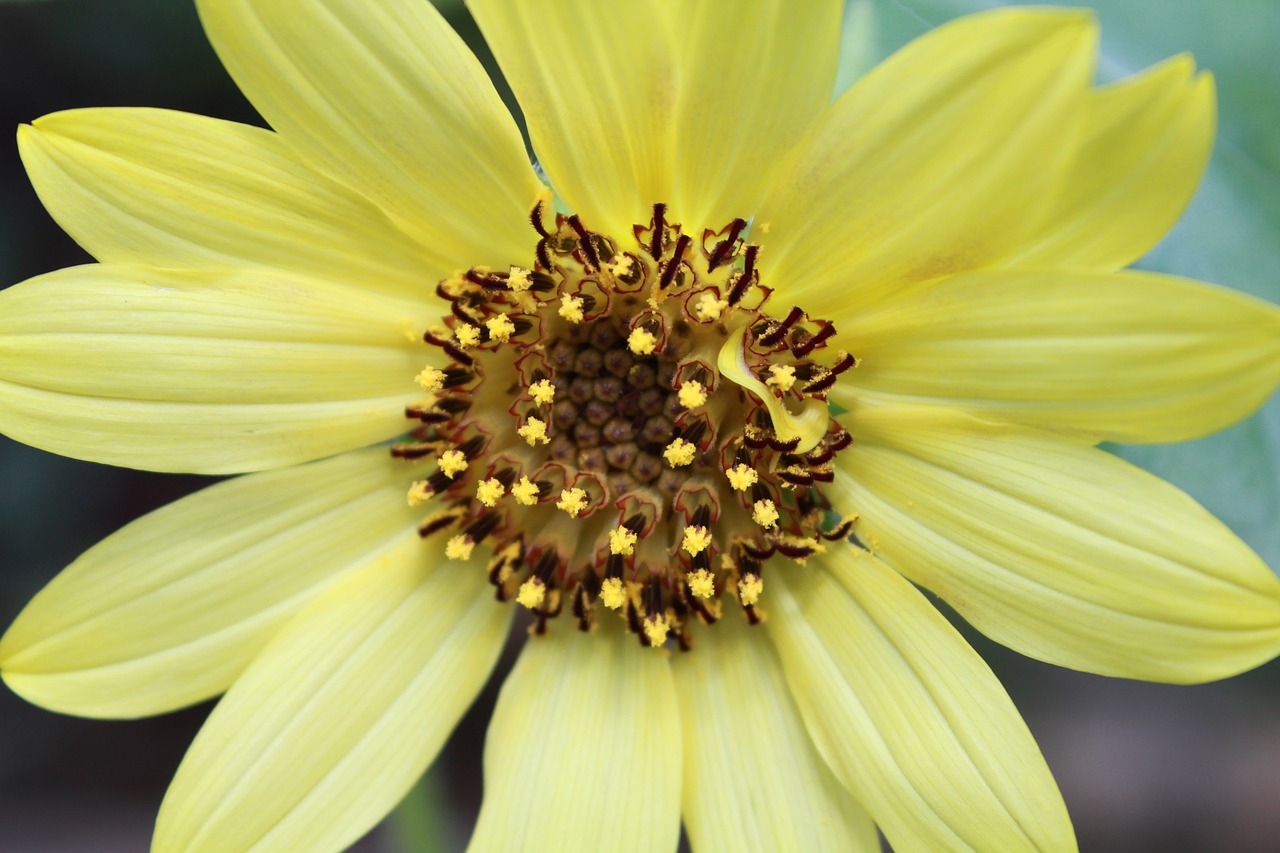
[752, 499, 779, 528]
[559, 295, 585, 323]
[726, 463, 758, 491]
[694, 291, 729, 322]
[556, 487, 589, 518]
[681, 525, 713, 557]
[511, 476, 541, 506]
[628, 327, 658, 355]
[643, 613, 671, 647]
[609, 526, 638, 556]
[508, 266, 533, 292]
[415, 366, 446, 393]
[687, 568, 716, 599]
[677, 380, 707, 409]
[765, 364, 797, 392]
[663, 438, 697, 467]
[608, 254, 636, 279]
[406, 480, 434, 507]
[529, 378, 556, 406]
[454, 324, 481, 348]
[445, 534, 475, 560]
[438, 449, 468, 479]
[517, 417, 551, 446]
[517, 578, 546, 609]
[475, 477, 505, 507]
[738, 573, 764, 606]
[599, 577, 627, 610]
[485, 313, 515, 343]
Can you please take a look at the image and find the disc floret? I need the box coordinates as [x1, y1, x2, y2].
[397, 200, 859, 648]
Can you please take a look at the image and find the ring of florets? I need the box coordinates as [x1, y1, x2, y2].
[395, 200, 858, 650]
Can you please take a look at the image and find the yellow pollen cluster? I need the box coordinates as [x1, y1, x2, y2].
[529, 379, 556, 405]
[511, 476, 540, 506]
[508, 266, 533, 292]
[694, 291, 729, 322]
[752, 499, 779, 528]
[726, 464, 758, 491]
[454, 324, 481, 348]
[445, 534, 475, 560]
[686, 568, 716, 599]
[677, 380, 707, 409]
[517, 417, 551, 446]
[628, 327, 658, 355]
[609, 526, 638, 556]
[607, 254, 636, 279]
[517, 577, 546, 609]
[682, 525, 713, 556]
[559, 295, 585, 323]
[475, 477, 505, 507]
[415, 366, 445, 393]
[663, 438, 697, 467]
[738, 574, 764, 606]
[438, 449, 468, 478]
[765, 364, 797, 392]
[599, 577, 627, 610]
[485, 313, 515, 343]
[556, 487, 589, 517]
[406, 480, 434, 506]
[643, 613, 671, 647]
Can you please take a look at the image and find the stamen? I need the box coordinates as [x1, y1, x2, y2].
[445, 534, 476, 560]
[454, 325, 482, 349]
[600, 578, 627, 610]
[677, 380, 707, 409]
[486, 313, 516, 342]
[627, 326, 658, 355]
[517, 577, 547, 609]
[529, 379, 556, 406]
[556, 487, 589, 518]
[738, 573, 764, 606]
[663, 438, 697, 467]
[609, 526, 638, 556]
[559, 295, 585, 323]
[726, 464, 758, 491]
[476, 478, 505, 507]
[752, 499, 779, 528]
[686, 568, 716, 598]
[681, 526, 713, 556]
[415, 366, 446, 393]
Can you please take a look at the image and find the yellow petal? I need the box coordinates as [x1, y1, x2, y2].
[19, 108, 448, 292]
[195, 0, 542, 271]
[829, 269, 1280, 443]
[669, 0, 843, 232]
[768, 554, 1075, 852]
[470, 0, 675, 239]
[469, 622, 681, 852]
[1007, 56, 1215, 270]
[0, 450, 422, 719]
[757, 8, 1095, 314]
[718, 325, 829, 453]
[671, 615, 880, 853]
[0, 264, 427, 474]
[153, 540, 510, 853]
[835, 405, 1280, 683]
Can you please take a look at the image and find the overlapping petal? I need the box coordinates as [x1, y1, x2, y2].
[0, 450, 424, 719]
[756, 8, 1094, 315]
[829, 269, 1280, 443]
[470, 0, 675, 239]
[768, 552, 1075, 852]
[672, 615, 879, 853]
[154, 540, 510, 853]
[668, 0, 842, 233]
[19, 108, 449, 292]
[0, 265, 428, 474]
[835, 405, 1280, 683]
[196, 0, 543, 272]
[469, 622, 681, 853]
[1007, 55, 1215, 270]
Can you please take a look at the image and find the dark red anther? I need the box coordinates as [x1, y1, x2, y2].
[802, 371, 838, 395]
[791, 322, 836, 357]
[706, 218, 747, 272]
[658, 234, 692, 291]
[530, 197, 552, 239]
[565, 214, 601, 271]
[821, 518, 856, 541]
[759, 306, 805, 347]
[649, 203, 667, 259]
[727, 244, 759, 305]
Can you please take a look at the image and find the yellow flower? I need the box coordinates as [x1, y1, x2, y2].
[2, 2, 1280, 851]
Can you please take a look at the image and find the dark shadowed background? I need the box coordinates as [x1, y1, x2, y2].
[2, 1, 1279, 851]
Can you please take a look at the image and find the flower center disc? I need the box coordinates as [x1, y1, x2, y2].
[398, 201, 859, 649]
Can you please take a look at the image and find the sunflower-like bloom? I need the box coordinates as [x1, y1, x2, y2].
[3, 1, 1280, 850]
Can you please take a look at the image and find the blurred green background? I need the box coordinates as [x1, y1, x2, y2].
[1, 0, 1278, 850]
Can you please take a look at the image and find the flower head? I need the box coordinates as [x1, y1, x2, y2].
[3, 1, 1280, 851]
